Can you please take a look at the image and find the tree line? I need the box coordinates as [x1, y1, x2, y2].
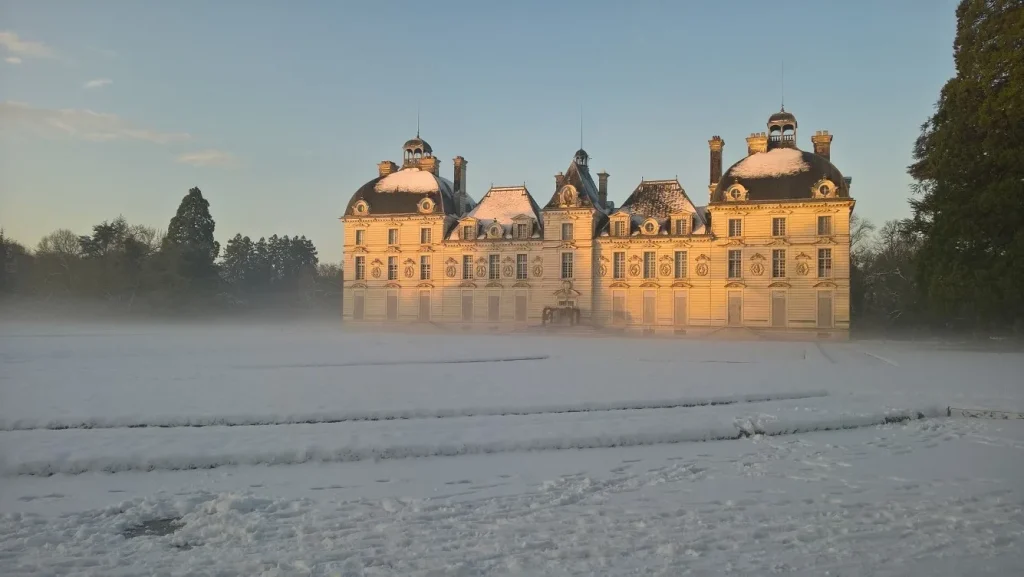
[0, 187, 340, 315]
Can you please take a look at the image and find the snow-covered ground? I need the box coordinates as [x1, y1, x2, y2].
[1, 323, 1022, 576]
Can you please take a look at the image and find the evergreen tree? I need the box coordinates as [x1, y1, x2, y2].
[164, 187, 220, 283]
[908, 0, 1024, 331]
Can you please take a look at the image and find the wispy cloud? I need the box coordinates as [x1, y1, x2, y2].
[176, 149, 239, 168]
[0, 31, 57, 60]
[0, 101, 190, 144]
[4, 56, 21, 65]
[83, 78, 112, 90]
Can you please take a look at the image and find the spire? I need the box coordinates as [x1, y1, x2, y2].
[579, 103, 584, 150]
[780, 60, 785, 112]
[416, 103, 420, 138]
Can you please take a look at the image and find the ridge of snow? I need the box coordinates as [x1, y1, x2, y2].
[374, 168, 453, 194]
[730, 148, 810, 178]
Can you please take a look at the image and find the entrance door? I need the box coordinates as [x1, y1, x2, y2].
[418, 290, 430, 322]
[771, 291, 787, 328]
[674, 292, 688, 326]
[353, 293, 365, 320]
[386, 291, 398, 321]
[728, 293, 742, 326]
[817, 291, 834, 329]
[514, 294, 527, 322]
[643, 290, 656, 325]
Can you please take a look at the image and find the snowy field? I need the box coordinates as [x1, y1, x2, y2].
[1, 323, 1023, 576]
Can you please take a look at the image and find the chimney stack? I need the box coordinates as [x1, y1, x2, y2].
[745, 132, 768, 155]
[453, 156, 468, 214]
[377, 161, 398, 177]
[708, 135, 724, 187]
[597, 171, 609, 209]
[555, 172, 565, 191]
[811, 130, 833, 161]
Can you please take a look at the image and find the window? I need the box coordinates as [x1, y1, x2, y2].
[515, 293, 527, 321]
[354, 256, 365, 280]
[561, 252, 574, 279]
[461, 292, 473, 321]
[420, 255, 431, 280]
[818, 248, 833, 277]
[772, 249, 786, 278]
[643, 251, 656, 279]
[561, 222, 573, 240]
[489, 254, 500, 280]
[463, 225, 475, 240]
[388, 228, 398, 245]
[613, 252, 625, 279]
[728, 219, 742, 237]
[675, 218, 689, 236]
[817, 215, 832, 236]
[488, 295, 500, 321]
[387, 256, 398, 280]
[674, 251, 687, 279]
[516, 223, 529, 239]
[644, 221, 657, 234]
[354, 229, 364, 245]
[420, 227, 431, 244]
[462, 255, 473, 279]
[728, 250, 742, 279]
[772, 217, 786, 237]
[516, 254, 527, 279]
[613, 220, 625, 237]
[353, 292, 364, 320]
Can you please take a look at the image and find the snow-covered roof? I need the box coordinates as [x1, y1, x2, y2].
[467, 186, 540, 225]
[729, 148, 810, 179]
[374, 167, 455, 195]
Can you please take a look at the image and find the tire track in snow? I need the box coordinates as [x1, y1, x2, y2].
[7, 408, 939, 477]
[0, 390, 830, 431]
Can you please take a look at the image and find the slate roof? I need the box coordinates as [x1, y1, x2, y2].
[711, 147, 849, 203]
[544, 152, 606, 212]
[344, 168, 459, 217]
[602, 179, 707, 235]
[450, 186, 542, 240]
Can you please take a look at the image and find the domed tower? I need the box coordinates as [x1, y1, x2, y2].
[574, 148, 589, 168]
[402, 135, 439, 175]
[767, 108, 798, 150]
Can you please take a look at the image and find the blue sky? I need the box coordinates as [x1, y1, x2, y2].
[1, 0, 959, 263]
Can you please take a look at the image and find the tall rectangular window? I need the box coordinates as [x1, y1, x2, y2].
[674, 251, 687, 279]
[728, 250, 742, 279]
[516, 223, 529, 239]
[728, 219, 742, 237]
[817, 215, 833, 236]
[463, 225, 475, 240]
[643, 251, 656, 279]
[420, 227, 431, 244]
[818, 248, 833, 277]
[561, 222, 573, 240]
[772, 249, 786, 278]
[461, 292, 473, 321]
[462, 255, 473, 279]
[387, 256, 398, 280]
[613, 252, 625, 279]
[561, 252, 574, 279]
[354, 256, 365, 280]
[772, 217, 786, 237]
[354, 229, 364, 245]
[420, 255, 431, 280]
[613, 221, 625, 237]
[388, 228, 398, 245]
[612, 291, 626, 322]
[489, 254, 500, 280]
[516, 253, 527, 279]
[675, 218, 689, 236]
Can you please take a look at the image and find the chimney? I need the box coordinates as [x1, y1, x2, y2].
[597, 171, 609, 209]
[745, 132, 768, 155]
[417, 155, 440, 176]
[453, 156, 468, 214]
[812, 130, 833, 161]
[708, 136, 724, 187]
[377, 160, 398, 177]
[555, 172, 565, 191]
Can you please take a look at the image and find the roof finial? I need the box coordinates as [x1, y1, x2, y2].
[780, 61, 785, 112]
[580, 103, 584, 150]
[416, 103, 420, 138]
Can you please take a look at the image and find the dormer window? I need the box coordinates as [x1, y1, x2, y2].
[488, 224, 503, 239]
[462, 224, 476, 240]
[515, 222, 529, 239]
[418, 198, 434, 214]
[613, 220, 626, 237]
[353, 200, 369, 215]
[813, 178, 836, 198]
[642, 220, 658, 235]
[726, 184, 748, 202]
[674, 216, 690, 236]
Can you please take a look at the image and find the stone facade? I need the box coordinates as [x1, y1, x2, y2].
[342, 109, 855, 338]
